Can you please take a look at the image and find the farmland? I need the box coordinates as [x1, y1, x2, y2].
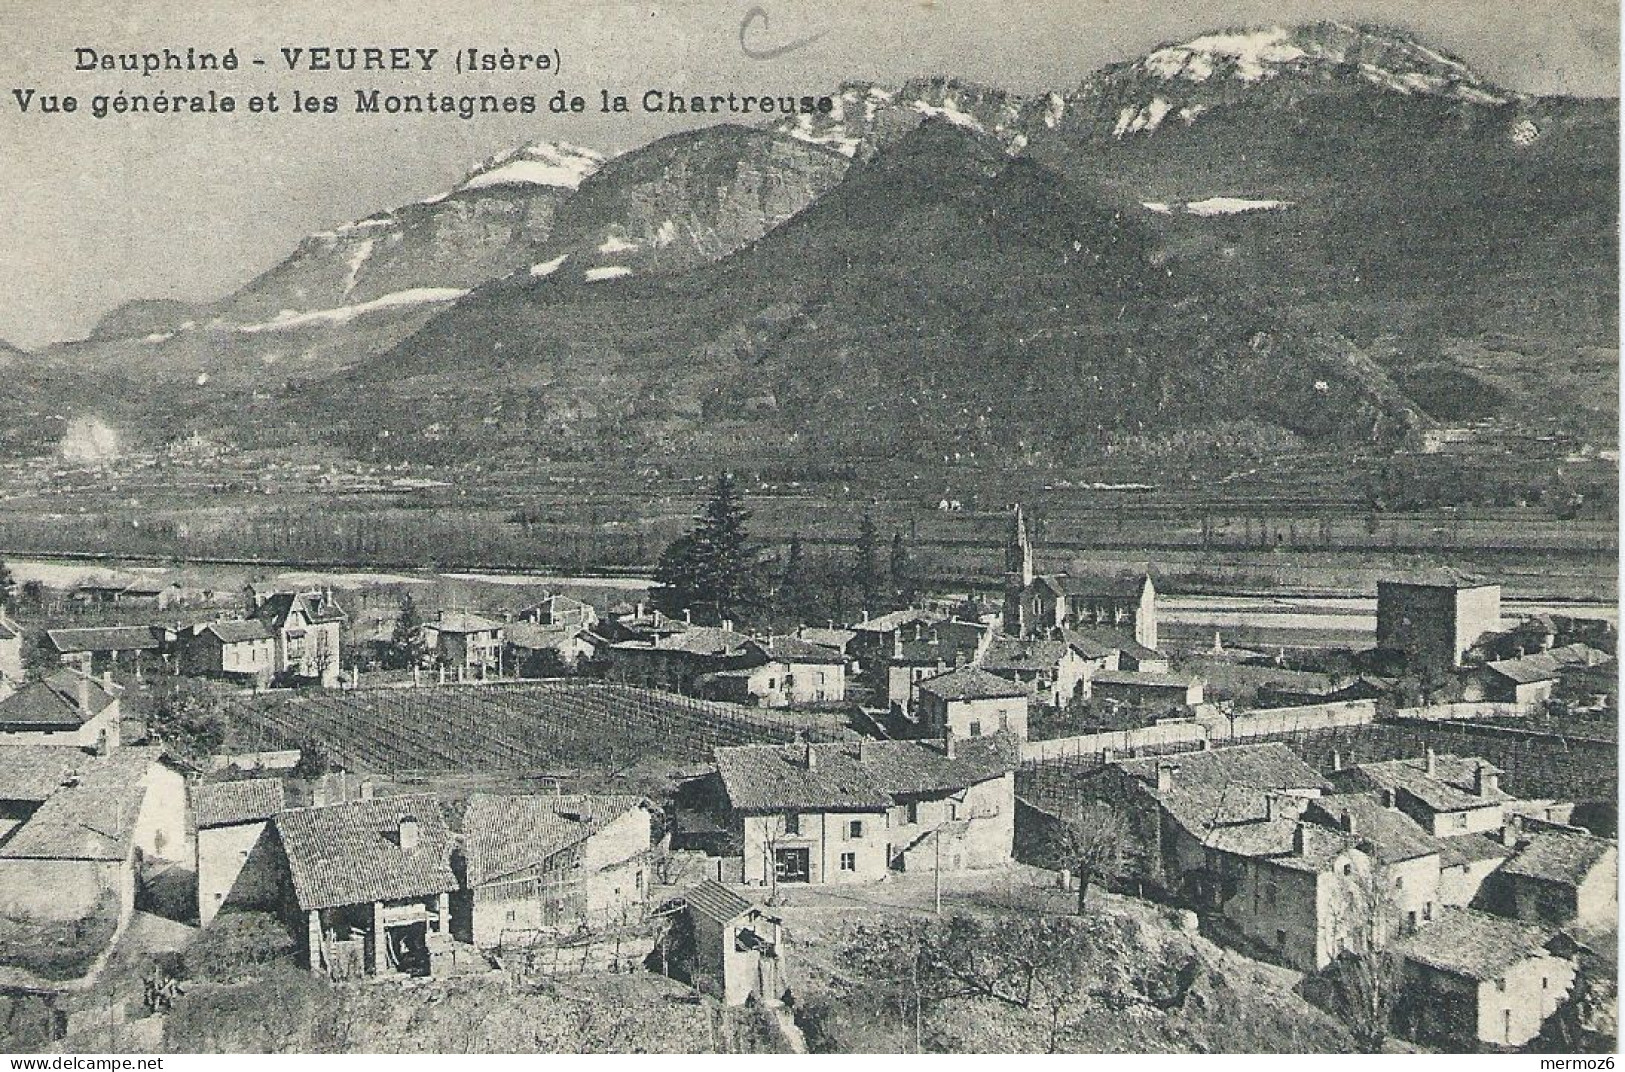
[223, 681, 842, 781]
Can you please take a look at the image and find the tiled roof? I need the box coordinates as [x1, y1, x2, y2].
[194, 778, 286, 829]
[461, 793, 646, 886]
[1115, 743, 1330, 844]
[1093, 671, 1197, 689]
[1437, 833, 1514, 869]
[274, 795, 456, 910]
[1486, 655, 1561, 685]
[1501, 829, 1615, 888]
[505, 623, 590, 650]
[1398, 907, 1559, 981]
[796, 628, 856, 651]
[851, 609, 944, 635]
[715, 737, 1015, 813]
[1334, 754, 1507, 814]
[0, 746, 91, 803]
[1545, 643, 1612, 668]
[917, 665, 1029, 701]
[0, 747, 165, 861]
[200, 619, 274, 644]
[0, 671, 118, 729]
[1205, 818, 1358, 873]
[1305, 795, 1442, 864]
[45, 626, 162, 654]
[1036, 571, 1149, 599]
[253, 591, 347, 629]
[682, 879, 755, 926]
[763, 636, 845, 663]
[979, 637, 1073, 672]
[427, 610, 503, 634]
[653, 626, 753, 657]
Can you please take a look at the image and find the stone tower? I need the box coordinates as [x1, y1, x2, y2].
[1003, 504, 1034, 636]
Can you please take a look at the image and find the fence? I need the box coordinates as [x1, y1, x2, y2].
[1394, 702, 1533, 722]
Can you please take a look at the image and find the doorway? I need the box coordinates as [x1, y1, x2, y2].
[774, 847, 810, 884]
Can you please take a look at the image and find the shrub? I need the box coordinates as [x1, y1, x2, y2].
[182, 910, 297, 982]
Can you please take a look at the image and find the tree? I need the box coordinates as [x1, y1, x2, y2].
[145, 680, 228, 766]
[854, 509, 882, 613]
[1048, 800, 1135, 913]
[0, 559, 13, 612]
[1323, 863, 1405, 1052]
[890, 532, 914, 605]
[652, 473, 763, 624]
[389, 594, 424, 669]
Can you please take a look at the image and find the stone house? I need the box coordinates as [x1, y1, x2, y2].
[44, 626, 167, 676]
[1396, 907, 1576, 1047]
[0, 747, 186, 934]
[1487, 827, 1617, 930]
[1330, 752, 1509, 838]
[848, 608, 948, 669]
[513, 594, 598, 632]
[977, 636, 1100, 707]
[681, 880, 788, 1007]
[1375, 571, 1502, 669]
[249, 589, 347, 687]
[758, 636, 847, 705]
[457, 793, 653, 948]
[178, 620, 277, 684]
[1091, 671, 1205, 710]
[702, 736, 1016, 886]
[505, 623, 599, 675]
[273, 795, 458, 978]
[1477, 656, 1559, 707]
[1303, 794, 1445, 934]
[1001, 505, 1158, 649]
[0, 670, 122, 751]
[193, 778, 287, 927]
[914, 666, 1031, 740]
[421, 610, 505, 674]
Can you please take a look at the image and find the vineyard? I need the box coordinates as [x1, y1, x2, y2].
[223, 681, 829, 776]
[1019, 720, 1617, 813]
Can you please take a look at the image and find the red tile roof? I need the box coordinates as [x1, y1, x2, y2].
[274, 795, 456, 910]
[460, 793, 647, 886]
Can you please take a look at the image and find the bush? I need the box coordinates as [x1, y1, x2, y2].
[183, 910, 297, 983]
[0, 893, 121, 982]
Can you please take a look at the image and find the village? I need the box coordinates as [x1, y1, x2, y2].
[0, 492, 1614, 1054]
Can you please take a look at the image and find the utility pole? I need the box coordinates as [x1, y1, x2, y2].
[933, 827, 942, 915]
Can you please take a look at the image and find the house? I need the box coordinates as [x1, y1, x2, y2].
[591, 604, 687, 645]
[274, 795, 458, 978]
[421, 611, 506, 674]
[0, 669, 122, 751]
[1002, 505, 1157, 649]
[606, 624, 758, 693]
[178, 620, 277, 683]
[1330, 751, 1509, 838]
[1487, 826, 1617, 930]
[1090, 671, 1205, 710]
[1303, 794, 1445, 934]
[914, 666, 1031, 740]
[681, 880, 788, 1007]
[1478, 655, 1560, 707]
[1064, 628, 1170, 673]
[194, 778, 287, 926]
[505, 622, 600, 675]
[794, 626, 858, 662]
[248, 589, 347, 686]
[458, 793, 653, 948]
[1396, 907, 1576, 1047]
[1436, 832, 1514, 907]
[513, 594, 598, 632]
[848, 608, 948, 668]
[977, 636, 1100, 707]
[1376, 571, 1502, 669]
[44, 626, 166, 676]
[0, 747, 187, 933]
[702, 736, 1017, 886]
[758, 636, 846, 705]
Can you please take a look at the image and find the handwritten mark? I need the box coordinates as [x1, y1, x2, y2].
[739, 6, 825, 60]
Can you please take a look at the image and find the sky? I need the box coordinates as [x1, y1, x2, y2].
[0, 0, 1617, 349]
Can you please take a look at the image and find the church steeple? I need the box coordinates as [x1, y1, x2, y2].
[1003, 504, 1034, 636]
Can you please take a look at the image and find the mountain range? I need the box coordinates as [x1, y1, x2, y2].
[11, 22, 1618, 468]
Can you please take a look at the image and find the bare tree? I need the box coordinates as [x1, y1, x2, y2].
[1050, 800, 1134, 913]
[1324, 861, 1406, 1052]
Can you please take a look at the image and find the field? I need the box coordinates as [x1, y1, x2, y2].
[223, 681, 841, 782]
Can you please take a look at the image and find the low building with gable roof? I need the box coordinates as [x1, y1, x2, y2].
[1329, 750, 1510, 838]
[193, 777, 287, 926]
[679, 879, 787, 1006]
[0, 669, 123, 751]
[1486, 825, 1617, 930]
[915, 665, 1031, 739]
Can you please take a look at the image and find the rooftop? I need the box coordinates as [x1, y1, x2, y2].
[1485, 655, 1561, 685]
[715, 737, 1016, 813]
[1093, 670, 1198, 689]
[762, 635, 845, 664]
[193, 778, 287, 829]
[45, 626, 162, 654]
[1305, 794, 1442, 864]
[851, 609, 945, 635]
[1398, 907, 1560, 982]
[0, 670, 119, 729]
[274, 795, 457, 911]
[1501, 828, 1615, 888]
[1334, 754, 1508, 814]
[1380, 568, 1496, 590]
[460, 793, 647, 886]
[0, 747, 166, 862]
[682, 879, 759, 926]
[1034, 570, 1150, 600]
[199, 619, 275, 644]
[426, 610, 504, 634]
[916, 666, 1030, 702]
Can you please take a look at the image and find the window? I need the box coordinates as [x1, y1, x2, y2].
[1342, 862, 1352, 876]
[1495, 978, 1506, 993]
[840, 853, 856, 872]
[1542, 977, 1549, 990]
[906, 802, 919, 824]
[1455, 813, 1468, 829]
[815, 671, 826, 685]
[1423, 902, 1433, 921]
[1394, 875, 1405, 889]
[1265, 883, 1277, 906]
[1275, 929, 1286, 949]
[968, 720, 982, 738]
[847, 820, 864, 840]
[784, 813, 800, 836]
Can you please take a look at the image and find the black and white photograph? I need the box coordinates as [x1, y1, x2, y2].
[0, 0, 1617, 1056]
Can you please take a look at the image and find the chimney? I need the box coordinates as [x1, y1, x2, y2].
[1424, 748, 1436, 776]
[857, 738, 868, 761]
[1264, 793, 1281, 822]
[398, 815, 420, 852]
[1332, 749, 1343, 772]
[722, 619, 734, 633]
[1379, 787, 1396, 809]
[1474, 761, 1498, 797]
[77, 675, 91, 714]
[1292, 822, 1307, 855]
[861, 610, 870, 624]
[359, 779, 374, 800]
[805, 742, 817, 770]
[683, 608, 692, 625]
[944, 728, 956, 760]
[1100, 747, 1115, 763]
[1341, 811, 1357, 835]
[1501, 815, 1524, 848]
[1156, 761, 1177, 794]
[101, 670, 113, 691]
[635, 602, 645, 619]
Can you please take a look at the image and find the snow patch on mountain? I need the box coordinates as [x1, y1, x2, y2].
[1144, 27, 1309, 83]
[584, 266, 632, 282]
[236, 288, 467, 333]
[1114, 97, 1173, 136]
[1185, 196, 1294, 215]
[597, 233, 640, 254]
[454, 142, 604, 194]
[530, 254, 569, 278]
[653, 220, 678, 248]
[343, 238, 375, 297]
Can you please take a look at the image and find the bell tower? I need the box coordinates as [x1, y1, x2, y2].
[1003, 504, 1034, 636]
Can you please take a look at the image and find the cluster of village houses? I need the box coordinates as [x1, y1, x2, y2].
[0, 507, 1614, 1047]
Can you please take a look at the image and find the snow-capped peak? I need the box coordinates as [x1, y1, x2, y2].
[448, 141, 605, 196]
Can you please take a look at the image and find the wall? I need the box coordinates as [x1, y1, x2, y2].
[1394, 702, 1533, 722]
[1474, 953, 1575, 1047]
[921, 694, 1028, 740]
[887, 774, 1013, 872]
[1219, 853, 1341, 972]
[741, 810, 887, 886]
[1215, 701, 1377, 742]
[196, 820, 282, 927]
[783, 662, 845, 705]
[1439, 854, 1507, 908]
[1020, 721, 1207, 764]
[1385, 851, 1444, 933]
[0, 703, 120, 750]
[134, 762, 188, 864]
[0, 858, 127, 923]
